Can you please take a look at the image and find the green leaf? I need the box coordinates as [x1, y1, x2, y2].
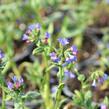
[48, 23, 54, 34]
[84, 90, 92, 100]
[58, 83, 64, 90]
[0, 62, 6, 71]
[5, 94, 12, 101]
[32, 47, 44, 55]
[74, 90, 83, 100]
[0, 74, 5, 85]
[78, 74, 85, 82]
[103, 96, 109, 106]
[82, 83, 89, 89]
[3, 87, 12, 94]
[22, 91, 41, 100]
[73, 90, 84, 106]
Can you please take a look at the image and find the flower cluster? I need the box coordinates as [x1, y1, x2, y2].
[92, 73, 108, 87]
[22, 23, 41, 42]
[7, 76, 24, 90]
[50, 37, 78, 67]
[22, 23, 51, 45]
[49, 38, 78, 83]
[28, 23, 41, 31]
[98, 73, 108, 84]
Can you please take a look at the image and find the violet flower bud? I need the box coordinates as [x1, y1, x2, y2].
[35, 23, 41, 31]
[65, 55, 77, 64]
[45, 32, 51, 39]
[28, 23, 41, 31]
[70, 45, 78, 55]
[22, 34, 28, 41]
[58, 37, 69, 46]
[98, 74, 108, 84]
[64, 70, 75, 79]
[28, 24, 36, 31]
[50, 52, 60, 63]
[7, 82, 13, 90]
[0, 50, 4, 59]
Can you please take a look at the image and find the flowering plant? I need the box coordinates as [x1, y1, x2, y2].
[0, 22, 109, 109]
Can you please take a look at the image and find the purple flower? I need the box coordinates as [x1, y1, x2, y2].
[64, 70, 75, 79]
[12, 76, 17, 82]
[25, 29, 32, 35]
[7, 82, 13, 90]
[35, 23, 41, 30]
[22, 34, 28, 41]
[45, 32, 51, 38]
[103, 74, 108, 80]
[51, 86, 57, 94]
[66, 55, 77, 63]
[98, 78, 104, 84]
[100, 104, 107, 109]
[19, 77, 24, 84]
[62, 55, 77, 67]
[50, 78, 55, 84]
[28, 23, 41, 31]
[98, 74, 108, 84]
[50, 52, 60, 63]
[28, 24, 36, 31]
[0, 50, 4, 59]
[58, 38, 69, 46]
[70, 45, 78, 55]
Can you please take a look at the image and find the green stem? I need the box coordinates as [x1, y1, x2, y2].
[43, 54, 53, 109]
[46, 65, 56, 72]
[55, 66, 63, 109]
[74, 68, 79, 76]
[2, 86, 6, 109]
[55, 45, 64, 109]
[1, 61, 11, 75]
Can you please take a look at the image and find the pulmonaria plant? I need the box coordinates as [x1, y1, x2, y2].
[5, 76, 26, 109]
[23, 22, 78, 109]
[49, 36, 78, 109]
[5, 75, 40, 109]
